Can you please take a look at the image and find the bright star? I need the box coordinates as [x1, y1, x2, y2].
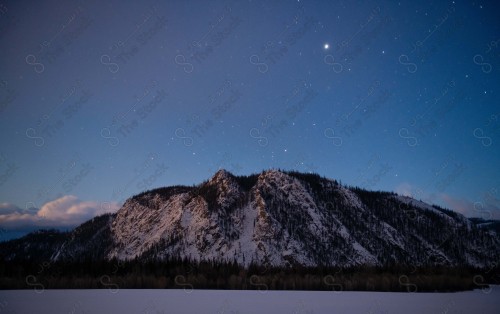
[324, 43, 329, 50]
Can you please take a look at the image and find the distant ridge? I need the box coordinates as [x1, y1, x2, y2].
[1, 169, 499, 269]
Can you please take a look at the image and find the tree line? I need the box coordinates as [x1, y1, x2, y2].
[1, 257, 498, 292]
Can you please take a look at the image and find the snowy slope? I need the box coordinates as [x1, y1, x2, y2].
[2, 169, 499, 268]
[2, 287, 500, 314]
[103, 169, 499, 268]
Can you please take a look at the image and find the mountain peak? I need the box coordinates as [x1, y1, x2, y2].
[262, 168, 284, 175]
[2, 169, 498, 269]
[207, 168, 237, 188]
[259, 168, 289, 180]
[213, 168, 233, 179]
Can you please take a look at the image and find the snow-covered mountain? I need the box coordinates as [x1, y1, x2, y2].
[2, 169, 499, 268]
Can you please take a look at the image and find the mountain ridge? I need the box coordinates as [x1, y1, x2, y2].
[1, 169, 498, 269]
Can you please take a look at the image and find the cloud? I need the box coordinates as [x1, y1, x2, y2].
[0, 195, 120, 230]
[394, 183, 427, 200]
[395, 183, 415, 197]
[438, 193, 500, 220]
[394, 183, 500, 220]
[439, 194, 476, 217]
[0, 202, 23, 215]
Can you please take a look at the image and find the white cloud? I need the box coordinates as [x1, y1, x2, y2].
[439, 194, 476, 217]
[394, 183, 414, 197]
[0, 195, 120, 229]
[394, 182, 427, 200]
[0, 202, 22, 215]
[438, 193, 500, 220]
[394, 184, 500, 220]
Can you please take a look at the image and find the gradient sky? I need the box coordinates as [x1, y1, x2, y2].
[0, 0, 499, 240]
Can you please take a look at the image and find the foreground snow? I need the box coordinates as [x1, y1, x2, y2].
[1, 286, 499, 313]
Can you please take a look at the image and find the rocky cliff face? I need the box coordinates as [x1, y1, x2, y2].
[2, 169, 499, 268]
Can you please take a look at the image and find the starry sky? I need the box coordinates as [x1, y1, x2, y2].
[0, 0, 499, 240]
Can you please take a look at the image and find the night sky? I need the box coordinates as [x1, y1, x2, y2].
[0, 0, 499, 240]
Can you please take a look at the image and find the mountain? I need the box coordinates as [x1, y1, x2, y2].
[469, 218, 500, 234]
[1, 169, 499, 268]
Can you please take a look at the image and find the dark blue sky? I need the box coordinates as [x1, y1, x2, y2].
[1, 0, 499, 239]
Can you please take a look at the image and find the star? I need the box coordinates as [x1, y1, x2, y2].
[324, 43, 329, 50]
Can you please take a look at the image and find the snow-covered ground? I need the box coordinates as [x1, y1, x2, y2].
[1, 286, 499, 314]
